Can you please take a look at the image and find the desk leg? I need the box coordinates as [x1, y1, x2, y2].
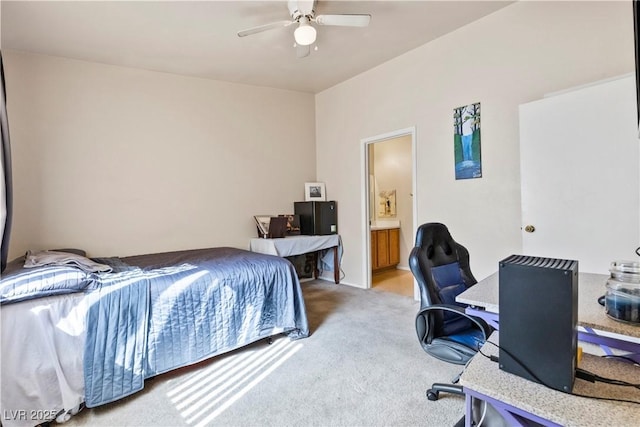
[465, 394, 473, 427]
[334, 246, 340, 284]
[463, 387, 561, 427]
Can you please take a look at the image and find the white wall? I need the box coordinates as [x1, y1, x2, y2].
[4, 51, 316, 259]
[0, 1, 5, 260]
[316, 1, 635, 286]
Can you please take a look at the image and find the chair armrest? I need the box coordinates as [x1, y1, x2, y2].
[417, 303, 493, 340]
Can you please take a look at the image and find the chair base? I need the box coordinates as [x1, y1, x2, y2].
[426, 383, 464, 401]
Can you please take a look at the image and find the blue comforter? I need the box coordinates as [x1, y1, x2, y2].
[4, 247, 309, 408]
[84, 247, 308, 407]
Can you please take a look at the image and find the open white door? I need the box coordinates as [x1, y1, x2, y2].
[519, 74, 639, 274]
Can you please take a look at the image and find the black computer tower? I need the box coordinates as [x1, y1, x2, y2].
[294, 201, 337, 235]
[498, 255, 578, 393]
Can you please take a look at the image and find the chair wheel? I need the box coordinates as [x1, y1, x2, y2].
[426, 389, 439, 401]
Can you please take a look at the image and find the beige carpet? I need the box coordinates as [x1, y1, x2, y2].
[64, 280, 465, 427]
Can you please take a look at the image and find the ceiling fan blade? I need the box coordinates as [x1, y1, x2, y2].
[315, 14, 371, 27]
[237, 20, 294, 37]
[296, 44, 310, 58]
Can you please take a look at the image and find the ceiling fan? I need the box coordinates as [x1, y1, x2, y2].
[237, 0, 371, 58]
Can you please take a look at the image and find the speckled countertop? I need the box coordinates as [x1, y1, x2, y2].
[456, 272, 640, 340]
[370, 225, 399, 230]
[457, 271, 500, 312]
[370, 220, 400, 231]
[460, 332, 640, 426]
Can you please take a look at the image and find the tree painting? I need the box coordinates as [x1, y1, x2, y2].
[453, 102, 482, 179]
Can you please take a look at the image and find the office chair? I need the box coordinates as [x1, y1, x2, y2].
[409, 222, 492, 401]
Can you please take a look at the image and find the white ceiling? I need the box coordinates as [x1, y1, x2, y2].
[1, 1, 513, 93]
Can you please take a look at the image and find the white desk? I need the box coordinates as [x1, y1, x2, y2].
[460, 332, 640, 427]
[249, 234, 341, 284]
[457, 272, 640, 358]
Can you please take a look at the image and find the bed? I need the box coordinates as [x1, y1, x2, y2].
[0, 247, 309, 427]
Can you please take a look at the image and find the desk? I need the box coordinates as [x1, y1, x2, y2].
[457, 272, 640, 358]
[460, 332, 640, 427]
[249, 234, 341, 284]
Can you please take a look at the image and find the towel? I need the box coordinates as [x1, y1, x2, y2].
[24, 250, 113, 273]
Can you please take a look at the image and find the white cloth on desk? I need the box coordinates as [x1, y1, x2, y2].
[249, 234, 342, 272]
[318, 243, 343, 273]
[249, 234, 340, 257]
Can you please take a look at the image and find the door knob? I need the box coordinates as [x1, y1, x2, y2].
[524, 225, 536, 233]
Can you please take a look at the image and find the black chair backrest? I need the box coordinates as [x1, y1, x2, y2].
[409, 223, 478, 336]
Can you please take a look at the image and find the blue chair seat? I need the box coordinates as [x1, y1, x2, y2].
[446, 329, 485, 350]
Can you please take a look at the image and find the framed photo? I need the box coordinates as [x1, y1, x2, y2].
[304, 182, 326, 201]
[378, 189, 397, 218]
[253, 215, 272, 238]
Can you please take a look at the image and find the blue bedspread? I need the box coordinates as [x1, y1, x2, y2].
[82, 247, 309, 407]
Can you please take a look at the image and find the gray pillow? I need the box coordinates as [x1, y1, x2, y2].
[0, 264, 93, 304]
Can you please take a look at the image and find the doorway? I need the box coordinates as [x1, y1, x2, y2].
[361, 127, 417, 299]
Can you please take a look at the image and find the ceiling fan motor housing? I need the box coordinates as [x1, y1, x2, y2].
[288, 0, 316, 21]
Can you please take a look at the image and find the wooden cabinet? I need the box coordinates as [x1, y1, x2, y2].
[371, 228, 400, 272]
[388, 228, 400, 266]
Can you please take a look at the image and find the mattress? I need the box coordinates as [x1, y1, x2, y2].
[0, 247, 309, 427]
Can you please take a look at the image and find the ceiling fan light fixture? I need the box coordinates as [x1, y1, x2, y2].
[294, 17, 316, 46]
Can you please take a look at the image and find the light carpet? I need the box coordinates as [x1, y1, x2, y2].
[64, 280, 465, 427]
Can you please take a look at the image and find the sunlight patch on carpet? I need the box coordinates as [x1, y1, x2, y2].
[166, 338, 302, 426]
